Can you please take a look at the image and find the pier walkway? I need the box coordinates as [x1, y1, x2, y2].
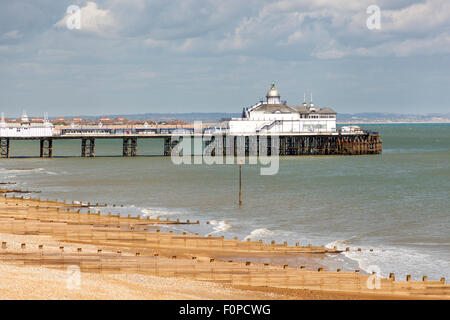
[0, 132, 382, 158]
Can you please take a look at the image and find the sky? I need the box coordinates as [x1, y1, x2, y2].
[0, 0, 449, 117]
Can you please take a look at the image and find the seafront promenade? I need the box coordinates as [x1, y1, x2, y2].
[0, 188, 448, 300]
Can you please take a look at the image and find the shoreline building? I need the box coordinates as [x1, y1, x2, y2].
[0, 111, 54, 137]
[228, 83, 336, 134]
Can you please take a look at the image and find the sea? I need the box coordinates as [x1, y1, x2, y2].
[1, 124, 449, 281]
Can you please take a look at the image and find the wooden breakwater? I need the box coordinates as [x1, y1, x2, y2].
[0, 132, 382, 158]
[1, 194, 449, 300]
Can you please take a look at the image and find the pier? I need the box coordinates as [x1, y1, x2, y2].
[0, 132, 382, 158]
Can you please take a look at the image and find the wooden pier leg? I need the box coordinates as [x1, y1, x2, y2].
[123, 137, 137, 157]
[300, 136, 305, 155]
[89, 138, 95, 157]
[225, 135, 235, 158]
[81, 138, 86, 157]
[258, 135, 267, 157]
[81, 138, 95, 157]
[0, 138, 10, 158]
[248, 135, 258, 157]
[131, 138, 137, 157]
[270, 136, 279, 156]
[48, 139, 53, 157]
[40, 138, 53, 158]
[123, 138, 130, 157]
[40, 139, 44, 158]
[236, 136, 245, 160]
[280, 136, 286, 155]
[163, 137, 171, 156]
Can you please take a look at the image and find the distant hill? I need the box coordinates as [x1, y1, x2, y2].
[60, 112, 241, 122]
[54, 112, 450, 123]
[337, 112, 450, 123]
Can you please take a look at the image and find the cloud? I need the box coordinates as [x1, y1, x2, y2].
[1, 0, 450, 116]
[54, 2, 116, 37]
[144, 38, 170, 48]
[46, 0, 450, 59]
[393, 32, 450, 56]
[382, 0, 450, 33]
[1, 30, 22, 40]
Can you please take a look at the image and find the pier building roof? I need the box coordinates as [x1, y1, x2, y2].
[245, 83, 336, 117]
[291, 105, 336, 114]
[250, 103, 298, 114]
[266, 82, 280, 98]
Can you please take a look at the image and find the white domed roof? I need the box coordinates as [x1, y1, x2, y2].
[266, 82, 280, 98]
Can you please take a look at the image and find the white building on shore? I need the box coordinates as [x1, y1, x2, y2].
[228, 83, 336, 134]
[0, 111, 54, 137]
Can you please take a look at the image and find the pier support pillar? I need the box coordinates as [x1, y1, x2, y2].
[225, 136, 235, 157]
[39, 138, 53, 158]
[204, 136, 219, 157]
[236, 136, 246, 158]
[280, 136, 287, 155]
[0, 138, 10, 158]
[123, 138, 137, 157]
[163, 137, 180, 156]
[163, 137, 170, 156]
[249, 136, 258, 157]
[81, 138, 95, 157]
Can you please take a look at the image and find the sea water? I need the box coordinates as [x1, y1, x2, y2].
[1, 124, 449, 281]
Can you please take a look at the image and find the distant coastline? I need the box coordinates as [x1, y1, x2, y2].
[4, 111, 449, 124]
[338, 121, 450, 124]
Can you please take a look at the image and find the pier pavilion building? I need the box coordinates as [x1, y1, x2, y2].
[0, 111, 53, 137]
[228, 83, 336, 134]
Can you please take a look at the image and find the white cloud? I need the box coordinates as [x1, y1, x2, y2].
[8, 0, 450, 61]
[2, 30, 22, 40]
[54, 2, 116, 37]
[382, 0, 450, 33]
[393, 32, 450, 56]
[50, 0, 450, 59]
[144, 38, 170, 48]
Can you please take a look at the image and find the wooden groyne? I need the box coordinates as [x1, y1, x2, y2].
[1, 193, 449, 300]
[0, 132, 382, 158]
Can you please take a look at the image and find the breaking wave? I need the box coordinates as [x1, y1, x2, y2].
[208, 220, 232, 235]
[141, 207, 185, 219]
[244, 228, 274, 241]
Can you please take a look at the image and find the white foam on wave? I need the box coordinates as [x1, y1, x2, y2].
[208, 220, 232, 235]
[244, 228, 274, 241]
[325, 235, 363, 250]
[0, 167, 44, 174]
[327, 238, 450, 281]
[141, 207, 184, 219]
